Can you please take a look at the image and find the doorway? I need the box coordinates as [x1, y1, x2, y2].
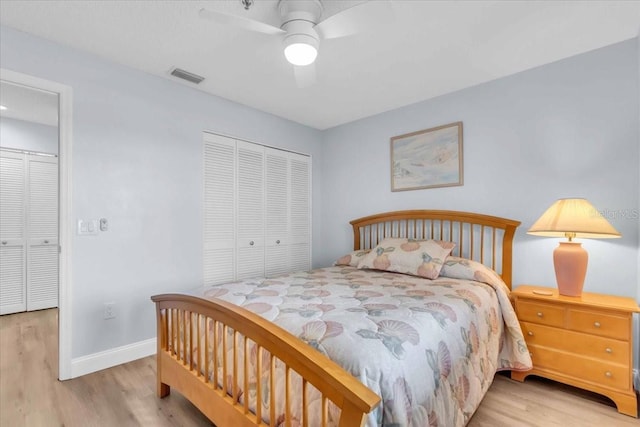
[1, 82, 59, 314]
[0, 69, 72, 380]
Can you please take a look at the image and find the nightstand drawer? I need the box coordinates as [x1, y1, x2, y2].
[528, 344, 629, 390]
[567, 309, 629, 340]
[520, 321, 629, 365]
[516, 300, 564, 327]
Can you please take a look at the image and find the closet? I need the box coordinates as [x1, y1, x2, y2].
[203, 133, 311, 285]
[0, 149, 59, 315]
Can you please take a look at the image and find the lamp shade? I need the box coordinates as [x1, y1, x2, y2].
[527, 198, 621, 239]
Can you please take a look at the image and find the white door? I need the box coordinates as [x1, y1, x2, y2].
[0, 150, 58, 314]
[236, 140, 264, 280]
[0, 150, 27, 314]
[265, 147, 290, 277]
[289, 154, 311, 271]
[202, 133, 311, 283]
[26, 154, 58, 311]
[203, 133, 236, 285]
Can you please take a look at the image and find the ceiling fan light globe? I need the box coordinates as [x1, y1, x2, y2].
[283, 32, 319, 66]
[284, 42, 318, 66]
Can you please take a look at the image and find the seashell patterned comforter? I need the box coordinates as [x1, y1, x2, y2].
[192, 259, 532, 426]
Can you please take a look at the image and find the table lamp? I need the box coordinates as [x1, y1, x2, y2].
[527, 198, 621, 297]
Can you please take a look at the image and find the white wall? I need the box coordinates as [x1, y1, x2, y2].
[320, 39, 639, 301]
[0, 25, 323, 360]
[0, 117, 58, 154]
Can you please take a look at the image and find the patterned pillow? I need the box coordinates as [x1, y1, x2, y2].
[335, 250, 371, 267]
[356, 238, 456, 279]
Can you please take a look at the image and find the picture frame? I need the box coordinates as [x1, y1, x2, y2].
[390, 121, 463, 191]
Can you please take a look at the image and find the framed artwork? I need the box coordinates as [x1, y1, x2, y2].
[390, 121, 463, 191]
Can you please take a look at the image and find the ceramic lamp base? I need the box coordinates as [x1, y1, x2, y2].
[553, 241, 588, 297]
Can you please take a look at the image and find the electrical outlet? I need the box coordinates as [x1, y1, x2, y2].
[103, 302, 116, 319]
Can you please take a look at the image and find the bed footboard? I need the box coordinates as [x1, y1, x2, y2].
[151, 294, 380, 427]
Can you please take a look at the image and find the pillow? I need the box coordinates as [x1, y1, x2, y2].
[356, 238, 455, 279]
[439, 256, 508, 292]
[335, 250, 371, 267]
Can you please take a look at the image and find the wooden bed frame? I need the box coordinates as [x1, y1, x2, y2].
[351, 210, 520, 288]
[151, 210, 520, 426]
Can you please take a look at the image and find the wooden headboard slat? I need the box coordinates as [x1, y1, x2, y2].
[350, 210, 520, 289]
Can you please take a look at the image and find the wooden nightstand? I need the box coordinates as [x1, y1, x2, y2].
[511, 285, 639, 417]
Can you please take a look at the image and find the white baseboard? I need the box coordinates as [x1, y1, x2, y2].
[70, 338, 156, 378]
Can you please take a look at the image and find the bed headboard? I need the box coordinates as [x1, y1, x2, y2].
[350, 210, 521, 289]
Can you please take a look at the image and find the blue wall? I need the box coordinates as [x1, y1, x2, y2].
[320, 39, 639, 301]
[0, 25, 324, 359]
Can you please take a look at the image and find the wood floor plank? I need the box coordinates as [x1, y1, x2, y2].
[0, 309, 637, 426]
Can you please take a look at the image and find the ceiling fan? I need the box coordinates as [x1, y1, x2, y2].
[199, 0, 392, 87]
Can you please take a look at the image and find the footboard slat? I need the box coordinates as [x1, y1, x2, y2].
[204, 316, 209, 384]
[222, 324, 228, 396]
[269, 353, 276, 427]
[243, 335, 249, 415]
[302, 379, 309, 427]
[322, 395, 328, 427]
[256, 346, 263, 423]
[285, 366, 291, 427]
[152, 294, 380, 427]
[213, 320, 218, 388]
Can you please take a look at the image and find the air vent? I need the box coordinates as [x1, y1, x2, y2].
[170, 68, 205, 84]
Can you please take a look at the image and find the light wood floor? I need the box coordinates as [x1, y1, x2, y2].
[1, 309, 638, 426]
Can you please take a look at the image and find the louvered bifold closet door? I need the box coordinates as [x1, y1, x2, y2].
[289, 154, 311, 271]
[0, 151, 27, 314]
[236, 140, 265, 280]
[203, 134, 236, 285]
[265, 148, 289, 277]
[27, 154, 59, 311]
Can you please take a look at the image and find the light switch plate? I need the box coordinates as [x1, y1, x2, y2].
[77, 219, 98, 235]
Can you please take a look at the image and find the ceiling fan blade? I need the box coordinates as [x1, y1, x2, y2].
[199, 8, 285, 35]
[294, 63, 317, 88]
[315, 0, 394, 40]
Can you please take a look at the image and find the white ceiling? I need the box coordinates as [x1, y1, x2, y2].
[1, 0, 639, 130]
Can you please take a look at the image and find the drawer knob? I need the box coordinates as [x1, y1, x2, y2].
[249, 241, 254, 246]
[594, 321, 601, 328]
[605, 371, 612, 378]
[527, 331, 534, 336]
[605, 347, 613, 354]
[276, 240, 280, 244]
[536, 312, 543, 318]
